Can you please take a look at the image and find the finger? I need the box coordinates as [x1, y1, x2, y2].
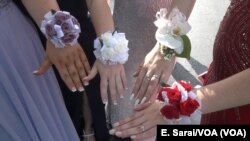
[115, 114, 145, 132]
[83, 63, 98, 82]
[57, 65, 76, 92]
[130, 127, 156, 140]
[100, 76, 108, 104]
[67, 63, 84, 92]
[75, 59, 87, 85]
[80, 53, 91, 74]
[116, 73, 124, 99]
[135, 72, 153, 105]
[109, 74, 117, 105]
[160, 70, 171, 84]
[142, 73, 161, 104]
[134, 101, 152, 111]
[113, 112, 142, 128]
[131, 67, 147, 100]
[33, 57, 52, 75]
[132, 63, 143, 77]
[120, 65, 128, 90]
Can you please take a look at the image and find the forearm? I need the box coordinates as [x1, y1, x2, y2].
[21, 0, 59, 26]
[196, 68, 250, 114]
[171, 0, 196, 18]
[86, 0, 114, 36]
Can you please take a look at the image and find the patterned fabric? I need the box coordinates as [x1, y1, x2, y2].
[202, 0, 250, 124]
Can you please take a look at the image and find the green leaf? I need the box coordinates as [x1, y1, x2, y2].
[160, 82, 171, 87]
[176, 35, 191, 59]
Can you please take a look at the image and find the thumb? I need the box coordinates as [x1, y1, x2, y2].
[134, 101, 152, 111]
[33, 57, 52, 75]
[82, 63, 98, 82]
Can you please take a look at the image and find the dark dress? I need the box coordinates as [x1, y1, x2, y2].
[202, 0, 250, 124]
[13, 0, 109, 140]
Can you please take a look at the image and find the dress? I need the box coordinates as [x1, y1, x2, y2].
[201, 0, 250, 124]
[0, 0, 79, 141]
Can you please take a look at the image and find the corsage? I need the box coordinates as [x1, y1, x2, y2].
[154, 8, 192, 60]
[93, 31, 129, 65]
[158, 81, 201, 124]
[40, 10, 81, 48]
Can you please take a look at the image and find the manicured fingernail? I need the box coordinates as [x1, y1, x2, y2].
[115, 131, 122, 136]
[71, 87, 77, 92]
[78, 87, 85, 92]
[125, 87, 129, 90]
[103, 100, 108, 105]
[113, 122, 119, 127]
[109, 129, 115, 135]
[113, 101, 118, 105]
[84, 81, 89, 86]
[131, 135, 136, 139]
[130, 94, 135, 100]
[134, 99, 140, 106]
[32, 70, 38, 74]
[140, 97, 147, 104]
[120, 95, 124, 99]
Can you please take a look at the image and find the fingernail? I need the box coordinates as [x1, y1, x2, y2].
[130, 94, 135, 100]
[78, 87, 85, 92]
[113, 101, 118, 105]
[140, 97, 147, 104]
[131, 135, 136, 139]
[84, 81, 89, 86]
[109, 129, 115, 135]
[103, 100, 108, 105]
[125, 87, 129, 90]
[71, 87, 77, 92]
[134, 99, 140, 106]
[120, 95, 124, 99]
[113, 122, 119, 127]
[115, 131, 122, 136]
[32, 70, 38, 74]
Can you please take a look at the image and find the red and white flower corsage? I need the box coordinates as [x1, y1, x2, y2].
[158, 81, 201, 124]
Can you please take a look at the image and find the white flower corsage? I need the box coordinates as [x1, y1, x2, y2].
[154, 8, 192, 60]
[93, 31, 129, 65]
[40, 10, 81, 48]
[158, 81, 201, 124]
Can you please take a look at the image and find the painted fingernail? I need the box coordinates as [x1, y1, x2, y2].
[103, 100, 108, 105]
[125, 87, 129, 90]
[109, 129, 115, 135]
[120, 95, 124, 99]
[115, 131, 122, 136]
[32, 70, 38, 74]
[130, 94, 135, 100]
[78, 87, 85, 92]
[71, 87, 77, 92]
[113, 122, 119, 127]
[113, 101, 118, 105]
[140, 97, 147, 104]
[134, 99, 140, 106]
[131, 135, 136, 139]
[84, 81, 89, 86]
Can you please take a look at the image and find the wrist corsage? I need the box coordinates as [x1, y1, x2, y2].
[40, 10, 81, 48]
[158, 81, 201, 124]
[93, 30, 129, 65]
[154, 8, 192, 60]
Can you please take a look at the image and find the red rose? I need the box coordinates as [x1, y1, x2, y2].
[180, 98, 199, 116]
[157, 87, 169, 101]
[160, 105, 180, 119]
[178, 81, 192, 92]
[167, 86, 181, 105]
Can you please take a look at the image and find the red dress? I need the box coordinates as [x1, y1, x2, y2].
[201, 0, 250, 124]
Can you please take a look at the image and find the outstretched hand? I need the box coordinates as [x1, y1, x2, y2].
[83, 60, 128, 105]
[110, 100, 165, 140]
[131, 43, 176, 105]
[34, 40, 91, 92]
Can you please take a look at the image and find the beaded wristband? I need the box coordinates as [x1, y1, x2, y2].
[157, 81, 201, 124]
[40, 10, 81, 48]
[154, 8, 192, 60]
[93, 31, 129, 65]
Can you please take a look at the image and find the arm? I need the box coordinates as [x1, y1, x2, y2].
[84, 0, 127, 104]
[132, 0, 196, 105]
[21, 0, 91, 92]
[197, 68, 250, 114]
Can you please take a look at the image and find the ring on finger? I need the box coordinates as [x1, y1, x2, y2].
[151, 74, 160, 80]
[139, 125, 145, 132]
[145, 75, 151, 81]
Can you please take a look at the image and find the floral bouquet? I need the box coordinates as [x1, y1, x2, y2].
[154, 8, 192, 60]
[158, 81, 201, 124]
[40, 10, 81, 48]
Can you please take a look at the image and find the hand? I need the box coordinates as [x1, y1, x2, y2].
[131, 43, 176, 105]
[110, 100, 165, 140]
[33, 40, 91, 92]
[83, 60, 127, 105]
